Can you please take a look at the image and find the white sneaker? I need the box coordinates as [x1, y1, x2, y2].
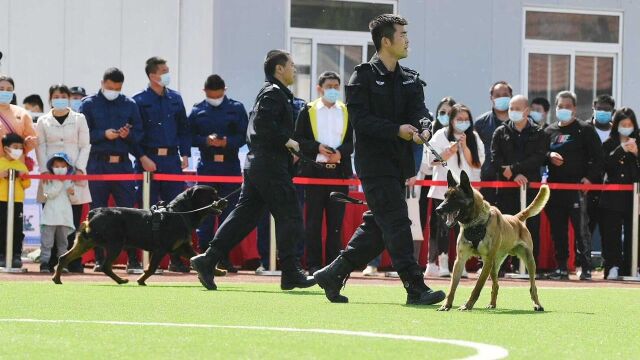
[438, 253, 450, 277]
[255, 265, 266, 275]
[425, 263, 439, 277]
[362, 265, 379, 277]
[384, 271, 399, 278]
[606, 266, 619, 280]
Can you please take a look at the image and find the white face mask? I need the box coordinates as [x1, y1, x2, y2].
[102, 89, 120, 101]
[52, 167, 68, 175]
[6, 148, 23, 160]
[206, 97, 224, 107]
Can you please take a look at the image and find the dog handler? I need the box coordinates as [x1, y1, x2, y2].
[190, 50, 316, 291]
[313, 14, 445, 305]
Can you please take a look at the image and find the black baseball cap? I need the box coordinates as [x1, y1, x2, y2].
[70, 86, 87, 96]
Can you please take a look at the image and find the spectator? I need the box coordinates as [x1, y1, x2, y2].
[544, 91, 603, 280]
[79, 67, 143, 273]
[22, 94, 44, 122]
[0, 75, 37, 158]
[491, 95, 548, 270]
[190, 74, 248, 273]
[0, 133, 31, 268]
[294, 71, 353, 275]
[475, 81, 512, 206]
[599, 107, 639, 279]
[35, 84, 91, 273]
[133, 56, 191, 272]
[427, 104, 484, 277]
[39, 153, 76, 273]
[530, 97, 550, 129]
[69, 86, 87, 113]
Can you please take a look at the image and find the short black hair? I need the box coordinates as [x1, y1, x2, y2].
[70, 86, 87, 96]
[23, 94, 44, 110]
[0, 74, 15, 88]
[2, 133, 24, 148]
[594, 94, 615, 109]
[489, 81, 513, 97]
[264, 50, 290, 77]
[204, 74, 226, 91]
[103, 67, 125, 83]
[145, 56, 167, 76]
[369, 14, 408, 51]
[48, 84, 71, 101]
[555, 91, 577, 107]
[531, 97, 550, 112]
[317, 71, 340, 86]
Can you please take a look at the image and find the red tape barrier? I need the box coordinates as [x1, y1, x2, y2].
[26, 173, 634, 191]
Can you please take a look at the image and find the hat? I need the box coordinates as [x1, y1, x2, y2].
[69, 86, 87, 97]
[46, 152, 74, 174]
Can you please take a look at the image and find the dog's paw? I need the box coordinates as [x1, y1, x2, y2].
[486, 304, 496, 309]
[137, 280, 147, 286]
[458, 304, 473, 311]
[52, 277, 62, 285]
[437, 305, 451, 312]
[214, 267, 227, 277]
[534, 305, 545, 312]
[117, 279, 129, 285]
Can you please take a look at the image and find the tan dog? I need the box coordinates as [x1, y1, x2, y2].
[435, 170, 549, 312]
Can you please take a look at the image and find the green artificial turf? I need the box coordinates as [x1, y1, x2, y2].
[0, 281, 638, 359]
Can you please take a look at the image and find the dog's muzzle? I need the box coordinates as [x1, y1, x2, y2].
[435, 204, 459, 228]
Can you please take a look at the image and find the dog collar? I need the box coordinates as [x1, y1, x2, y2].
[463, 210, 491, 249]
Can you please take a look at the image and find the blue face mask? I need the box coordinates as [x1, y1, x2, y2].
[322, 88, 340, 104]
[70, 99, 82, 112]
[454, 121, 470, 133]
[509, 110, 525, 123]
[530, 111, 544, 123]
[159, 73, 171, 87]
[618, 126, 634, 137]
[494, 97, 510, 111]
[556, 108, 573, 123]
[437, 114, 449, 126]
[51, 98, 70, 110]
[594, 110, 612, 124]
[0, 90, 13, 104]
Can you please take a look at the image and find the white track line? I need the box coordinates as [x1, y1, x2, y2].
[0, 318, 508, 360]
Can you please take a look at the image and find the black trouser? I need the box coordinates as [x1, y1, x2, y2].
[428, 198, 458, 263]
[49, 204, 84, 269]
[600, 207, 633, 276]
[0, 201, 24, 259]
[340, 176, 419, 274]
[304, 169, 348, 269]
[546, 190, 592, 271]
[496, 188, 541, 259]
[209, 158, 304, 269]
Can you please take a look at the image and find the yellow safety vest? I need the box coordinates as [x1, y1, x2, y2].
[307, 98, 349, 144]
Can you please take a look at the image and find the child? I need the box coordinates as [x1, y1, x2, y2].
[0, 133, 31, 268]
[40, 152, 76, 273]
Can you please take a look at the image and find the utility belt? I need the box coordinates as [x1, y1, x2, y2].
[91, 152, 129, 164]
[145, 147, 178, 157]
[201, 148, 237, 163]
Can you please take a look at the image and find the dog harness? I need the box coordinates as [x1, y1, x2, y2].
[463, 211, 491, 249]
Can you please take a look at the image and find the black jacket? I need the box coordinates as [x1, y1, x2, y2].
[345, 54, 429, 180]
[491, 119, 548, 183]
[599, 135, 640, 211]
[293, 102, 354, 179]
[544, 119, 603, 183]
[475, 110, 506, 181]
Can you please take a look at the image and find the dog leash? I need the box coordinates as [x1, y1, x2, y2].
[417, 117, 449, 169]
[329, 192, 367, 205]
[289, 148, 325, 169]
[158, 186, 243, 215]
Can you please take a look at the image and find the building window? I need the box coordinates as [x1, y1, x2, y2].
[291, 0, 394, 32]
[525, 11, 620, 43]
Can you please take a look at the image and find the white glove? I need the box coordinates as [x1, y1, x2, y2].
[285, 138, 300, 152]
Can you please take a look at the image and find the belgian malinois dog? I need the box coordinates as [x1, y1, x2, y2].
[435, 170, 549, 312]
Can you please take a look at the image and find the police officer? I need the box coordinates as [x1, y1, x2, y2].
[189, 74, 248, 273]
[133, 56, 191, 272]
[79, 67, 143, 272]
[190, 49, 315, 291]
[313, 14, 445, 305]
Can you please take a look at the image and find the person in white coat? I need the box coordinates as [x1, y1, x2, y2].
[36, 84, 91, 272]
[425, 104, 484, 278]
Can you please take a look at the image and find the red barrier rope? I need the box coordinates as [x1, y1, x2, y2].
[25, 173, 635, 191]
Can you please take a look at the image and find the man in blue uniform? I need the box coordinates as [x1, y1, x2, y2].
[133, 56, 191, 272]
[189, 74, 248, 272]
[79, 67, 143, 272]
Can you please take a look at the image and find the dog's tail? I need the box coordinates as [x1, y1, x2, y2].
[516, 184, 550, 221]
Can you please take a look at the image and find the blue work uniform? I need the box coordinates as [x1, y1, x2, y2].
[189, 96, 248, 251]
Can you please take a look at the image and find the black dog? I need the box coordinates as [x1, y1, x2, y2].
[52, 185, 227, 285]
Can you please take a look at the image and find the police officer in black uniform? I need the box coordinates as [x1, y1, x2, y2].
[313, 14, 445, 305]
[190, 50, 316, 291]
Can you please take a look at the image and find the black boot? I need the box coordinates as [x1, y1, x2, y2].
[190, 247, 223, 290]
[280, 258, 317, 290]
[313, 256, 353, 303]
[400, 268, 446, 306]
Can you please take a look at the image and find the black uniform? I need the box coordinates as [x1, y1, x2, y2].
[475, 110, 507, 205]
[340, 54, 429, 274]
[206, 76, 304, 270]
[491, 119, 548, 258]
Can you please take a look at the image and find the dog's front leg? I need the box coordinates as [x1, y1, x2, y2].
[137, 251, 162, 286]
[460, 259, 493, 311]
[438, 252, 468, 311]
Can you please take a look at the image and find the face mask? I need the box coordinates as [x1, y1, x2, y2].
[102, 89, 120, 101]
[206, 97, 224, 107]
[454, 121, 470, 133]
[70, 99, 82, 112]
[494, 97, 510, 111]
[6, 148, 23, 160]
[618, 126, 634, 137]
[437, 114, 449, 126]
[556, 108, 573, 123]
[594, 110, 612, 124]
[509, 110, 525, 123]
[51, 98, 70, 110]
[530, 111, 544, 123]
[52, 167, 68, 175]
[0, 91, 14, 104]
[158, 73, 171, 87]
[322, 89, 340, 104]
[28, 111, 44, 119]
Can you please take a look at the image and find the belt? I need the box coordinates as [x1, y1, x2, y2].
[320, 163, 338, 169]
[146, 147, 177, 156]
[92, 153, 128, 164]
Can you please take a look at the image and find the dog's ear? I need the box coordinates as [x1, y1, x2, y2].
[459, 170, 473, 195]
[447, 170, 458, 188]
